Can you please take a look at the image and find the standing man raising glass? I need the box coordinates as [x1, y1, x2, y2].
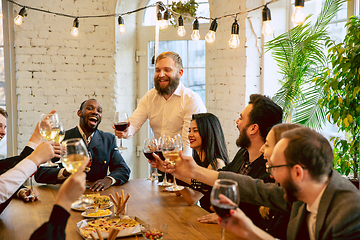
[114, 51, 206, 157]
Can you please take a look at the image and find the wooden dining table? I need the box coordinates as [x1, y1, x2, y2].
[0, 179, 239, 240]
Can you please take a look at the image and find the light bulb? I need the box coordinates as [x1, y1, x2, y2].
[119, 24, 126, 33]
[229, 34, 240, 49]
[229, 19, 240, 48]
[177, 16, 186, 36]
[205, 19, 218, 43]
[14, 15, 23, 25]
[0, 12, 3, 19]
[118, 16, 126, 33]
[191, 30, 200, 41]
[159, 19, 168, 30]
[205, 30, 216, 43]
[262, 21, 274, 36]
[71, 27, 79, 37]
[177, 26, 186, 37]
[14, 7, 26, 26]
[191, 19, 200, 41]
[291, 7, 306, 25]
[71, 18, 79, 37]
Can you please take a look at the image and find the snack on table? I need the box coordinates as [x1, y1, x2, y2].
[83, 194, 111, 209]
[86, 209, 112, 217]
[109, 189, 130, 216]
[78, 217, 141, 239]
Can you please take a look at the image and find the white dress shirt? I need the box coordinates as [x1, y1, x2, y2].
[126, 82, 206, 156]
[0, 159, 37, 204]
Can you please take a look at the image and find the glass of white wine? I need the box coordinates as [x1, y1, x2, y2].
[54, 122, 65, 144]
[61, 138, 89, 174]
[61, 138, 92, 206]
[39, 113, 60, 167]
[163, 134, 184, 192]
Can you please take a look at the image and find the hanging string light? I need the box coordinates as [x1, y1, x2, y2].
[118, 16, 126, 33]
[177, 15, 186, 37]
[161, 9, 169, 30]
[261, 5, 274, 36]
[7, 0, 286, 45]
[228, 18, 240, 49]
[191, 18, 200, 41]
[205, 19, 218, 43]
[291, 0, 306, 25]
[14, 7, 26, 25]
[71, 18, 79, 37]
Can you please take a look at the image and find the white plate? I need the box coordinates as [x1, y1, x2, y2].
[81, 211, 112, 218]
[71, 200, 113, 211]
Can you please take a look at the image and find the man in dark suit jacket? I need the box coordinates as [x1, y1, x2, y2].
[35, 99, 130, 191]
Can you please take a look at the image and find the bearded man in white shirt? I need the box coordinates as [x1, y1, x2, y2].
[114, 51, 206, 156]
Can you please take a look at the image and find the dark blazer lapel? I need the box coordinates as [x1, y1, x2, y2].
[88, 130, 103, 150]
[315, 171, 336, 240]
[288, 202, 308, 240]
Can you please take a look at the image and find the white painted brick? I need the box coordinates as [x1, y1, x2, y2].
[31, 38, 47, 47]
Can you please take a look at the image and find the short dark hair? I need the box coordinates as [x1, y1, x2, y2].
[192, 113, 229, 169]
[0, 107, 8, 118]
[282, 127, 333, 181]
[248, 94, 283, 141]
[79, 99, 97, 111]
[155, 51, 183, 70]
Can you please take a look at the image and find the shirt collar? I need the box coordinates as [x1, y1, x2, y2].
[172, 82, 184, 97]
[306, 181, 328, 216]
[77, 124, 94, 146]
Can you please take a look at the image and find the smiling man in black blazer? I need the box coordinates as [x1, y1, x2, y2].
[35, 99, 130, 191]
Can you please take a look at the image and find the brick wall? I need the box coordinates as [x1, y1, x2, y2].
[13, 0, 262, 177]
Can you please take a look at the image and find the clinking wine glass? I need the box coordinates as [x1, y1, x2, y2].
[157, 136, 172, 187]
[39, 113, 60, 167]
[143, 138, 158, 181]
[163, 134, 184, 191]
[210, 179, 240, 240]
[61, 138, 93, 205]
[114, 111, 129, 151]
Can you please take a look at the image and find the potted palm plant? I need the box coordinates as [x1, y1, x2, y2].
[316, 16, 360, 185]
[264, 0, 344, 129]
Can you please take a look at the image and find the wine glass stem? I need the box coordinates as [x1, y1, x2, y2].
[30, 175, 34, 195]
[221, 227, 225, 240]
[163, 168, 168, 183]
[172, 172, 178, 188]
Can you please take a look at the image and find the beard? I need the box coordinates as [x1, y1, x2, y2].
[236, 126, 251, 149]
[154, 73, 180, 96]
[282, 174, 300, 203]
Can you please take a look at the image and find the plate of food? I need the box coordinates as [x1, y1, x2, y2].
[77, 216, 144, 239]
[81, 209, 112, 218]
[71, 194, 113, 211]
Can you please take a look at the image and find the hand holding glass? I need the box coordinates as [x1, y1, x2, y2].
[143, 138, 158, 181]
[210, 179, 240, 240]
[114, 111, 129, 150]
[162, 134, 184, 191]
[39, 113, 59, 167]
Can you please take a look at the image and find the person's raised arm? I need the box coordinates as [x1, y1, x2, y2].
[165, 151, 219, 187]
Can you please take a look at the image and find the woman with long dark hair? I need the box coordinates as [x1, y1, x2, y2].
[180, 113, 229, 212]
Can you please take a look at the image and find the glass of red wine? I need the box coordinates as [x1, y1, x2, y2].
[143, 138, 158, 181]
[157, 136, 172, 187]
[114, 111, 129, 151]
[210, 179, 240, 240]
